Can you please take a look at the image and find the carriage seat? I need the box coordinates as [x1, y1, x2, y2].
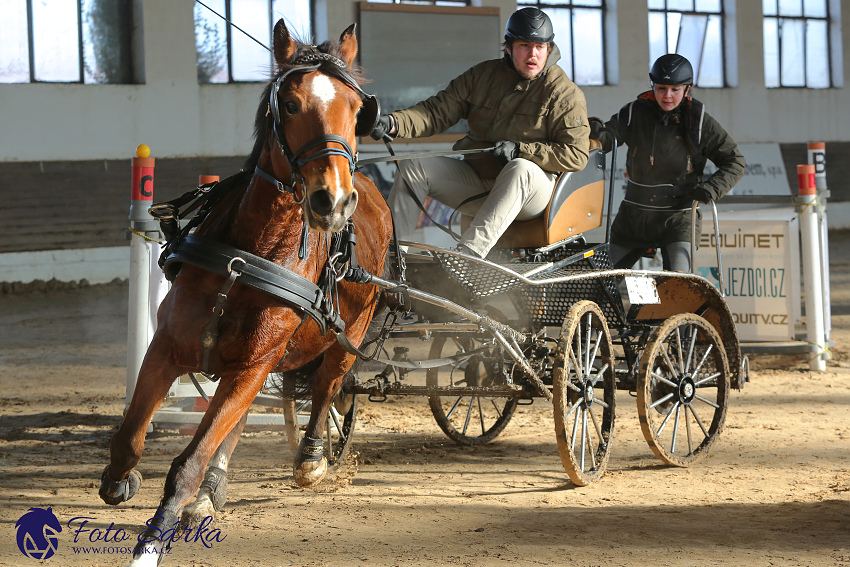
[462, 143, 606, 249]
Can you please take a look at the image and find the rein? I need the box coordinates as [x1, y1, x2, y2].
[253, 166, 310, 258]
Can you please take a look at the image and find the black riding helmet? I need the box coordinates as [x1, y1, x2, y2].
[505, 7, 554, 44]
[649, 53, 694, 85]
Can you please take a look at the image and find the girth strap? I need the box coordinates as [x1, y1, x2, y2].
[162, 234, 345, 336]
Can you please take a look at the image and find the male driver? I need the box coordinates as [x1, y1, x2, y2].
[371, 7, 590, 258]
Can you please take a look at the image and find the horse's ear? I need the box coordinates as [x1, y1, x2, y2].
[338, 24, 358, 68]
[273, 19, 296, 68]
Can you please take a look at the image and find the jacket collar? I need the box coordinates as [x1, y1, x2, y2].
[637, 89, 695, 121]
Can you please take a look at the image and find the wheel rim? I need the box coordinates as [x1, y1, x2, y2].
[427, 336, 518, 446]
[553, 301, 616, 486]
[637, 313, 729, 467]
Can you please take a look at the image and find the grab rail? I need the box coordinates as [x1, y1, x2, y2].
[691, 199, 725, 297]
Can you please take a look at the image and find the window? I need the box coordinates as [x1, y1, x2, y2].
[516, 0, 606, 86]
[366, 0, 470, 6]
[0, 0, 133, 84]
[195, 0, 312, 83]
[647, 0, 725, 88]
[763, 0, 833, 88]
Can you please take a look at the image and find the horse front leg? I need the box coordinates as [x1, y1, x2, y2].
[100, 335, 181, 506]
[129, 368, 267, 565]
[180, 411, 248, 529]
[293, 347, 356, 487]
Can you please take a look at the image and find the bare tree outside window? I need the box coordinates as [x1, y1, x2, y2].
[83, 0, 134, 84]
[194, 0, 313, 84]
[763, 0, 832, 88]
[366, 0, 470, 6]
[648, 0, 725, 88]
[195, 2, 228, 84]
[516, 0, 606, 86]
[0, 0, 132, 84]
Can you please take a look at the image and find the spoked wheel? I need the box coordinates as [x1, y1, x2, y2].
[553, 301, 616, 486]
[427, 336, 518, 446]
[282, 392, 358, 468]
[637, 313, 729, 466]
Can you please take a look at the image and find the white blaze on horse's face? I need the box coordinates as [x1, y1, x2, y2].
[297, 73, 360, 233]
[309, 74, 337, 112]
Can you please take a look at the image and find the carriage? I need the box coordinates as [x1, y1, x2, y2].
[288, 143, 744, 487]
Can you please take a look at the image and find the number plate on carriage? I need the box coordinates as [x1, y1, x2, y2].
[625, 276, 660, 304]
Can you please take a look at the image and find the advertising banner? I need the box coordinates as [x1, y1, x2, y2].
[694, 208, 800, 341]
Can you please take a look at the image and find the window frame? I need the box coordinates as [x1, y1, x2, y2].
[763, 0, 836, 89]
[1, 0, 133, 85]
[365, 0, 471, 5]
[647, 0, 728, 88]
[195, 0, 315, 84]
[515, 0, 608, 86]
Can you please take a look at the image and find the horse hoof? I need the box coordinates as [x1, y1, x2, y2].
[99, 466, 142, 505]
[181, 497, 217, 531]
[294, 456, 328, 487]
[182, 465, 226, 529]
[129, 509, 177, 566]
[293, 436, 327, 487]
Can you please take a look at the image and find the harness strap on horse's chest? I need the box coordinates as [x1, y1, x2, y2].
[163, 234, 345, 336]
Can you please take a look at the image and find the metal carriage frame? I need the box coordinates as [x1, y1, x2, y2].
[328, 144, 745, 485]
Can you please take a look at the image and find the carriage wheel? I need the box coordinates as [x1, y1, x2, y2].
[282, 392, 357, 468]
[427, 336, 518, 446]
[553, 301, 616, 486]
[637, 313, 729, 467]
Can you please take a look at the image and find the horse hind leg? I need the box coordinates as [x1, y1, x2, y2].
[180, 411, 248, 529]
[282, 396, 302, 455]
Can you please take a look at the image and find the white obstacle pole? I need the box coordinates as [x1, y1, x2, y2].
[127, 145, 160, 405]
[797, 164, 826, 371]
[807, 142, 831, 359]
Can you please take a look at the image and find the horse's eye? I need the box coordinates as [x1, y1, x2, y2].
[284, 101, 298, 115]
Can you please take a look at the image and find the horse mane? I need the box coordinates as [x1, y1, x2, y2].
[243, 37, 367, 171]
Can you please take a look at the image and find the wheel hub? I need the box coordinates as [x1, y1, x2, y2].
[678, 375, 696, 404]
[583, 382, 595, 405]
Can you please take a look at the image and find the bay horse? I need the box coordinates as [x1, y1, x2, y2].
[99, 20, 391, 564]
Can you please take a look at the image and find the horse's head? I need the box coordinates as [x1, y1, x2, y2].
[261, 20, 377, 233]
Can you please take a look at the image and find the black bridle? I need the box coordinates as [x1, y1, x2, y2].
[261, 52, 378, 197]
[255, 52, 379, 258]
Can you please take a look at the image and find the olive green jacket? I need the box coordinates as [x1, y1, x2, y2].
[392, 49, 590, 179]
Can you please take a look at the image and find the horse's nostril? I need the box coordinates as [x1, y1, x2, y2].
[345, 190, 358, 210]
[309, 190, 334, 217]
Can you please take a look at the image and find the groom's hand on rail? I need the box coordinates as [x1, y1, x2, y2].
[690, 184, 713, 204]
